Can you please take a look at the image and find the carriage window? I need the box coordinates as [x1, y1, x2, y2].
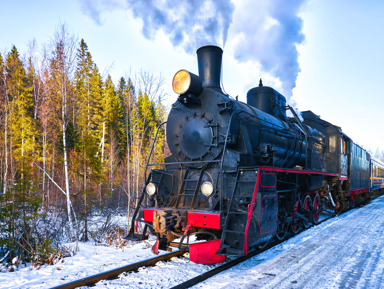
[343, 139, 347, 155]
[329, 136, 336, 153]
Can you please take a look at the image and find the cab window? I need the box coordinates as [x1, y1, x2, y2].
[329, 136, 336, 153]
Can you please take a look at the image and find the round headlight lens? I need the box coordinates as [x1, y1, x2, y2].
[146, 182, 156, 196]
[172, 70, 191, 94]
[201, 181, 214, 197]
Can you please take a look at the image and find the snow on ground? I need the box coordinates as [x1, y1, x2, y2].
[0, 235, 166, 289]
[1, 196, 383, 289]
[195, 195, 384, 289]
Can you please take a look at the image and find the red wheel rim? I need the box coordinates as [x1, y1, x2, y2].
[303, 195, 311, 228]
[292, 200, 301, 233]
[313, 194, 320, 224]
[304, 195, 311, 211]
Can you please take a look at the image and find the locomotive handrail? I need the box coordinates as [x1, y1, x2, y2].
[144, 121, 167, 180]
[286, 105, 309, 168]
[218, 109, 241, 212]
[126, 120, 167, 239]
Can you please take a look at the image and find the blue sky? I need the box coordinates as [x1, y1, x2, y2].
[0, 0, 383, 153]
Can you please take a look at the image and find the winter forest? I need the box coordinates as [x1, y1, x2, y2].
[0, 26, 167, 267]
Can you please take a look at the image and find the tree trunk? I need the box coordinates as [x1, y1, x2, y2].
[62, 91, 76, 242]
[3, 111, 8, 195]
[42, 127, 47, 208]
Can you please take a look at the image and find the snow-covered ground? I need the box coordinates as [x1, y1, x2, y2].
[197, 195, 384, 289]
[1, 196, 383, 289]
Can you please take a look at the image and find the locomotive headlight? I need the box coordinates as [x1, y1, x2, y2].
[172, 69, 202, 95]
[146, 182, 156, 196]
[201, 181, 214, 197]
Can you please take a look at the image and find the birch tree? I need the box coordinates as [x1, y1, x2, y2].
[48, 25, 77, 242]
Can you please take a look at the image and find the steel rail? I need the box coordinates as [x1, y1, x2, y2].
[51, 200, 377, 289]
[51, 250, 186, 289]
[170, 214, 337, 289]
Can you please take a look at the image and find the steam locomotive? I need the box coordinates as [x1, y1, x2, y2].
[127, 45, 384, 264]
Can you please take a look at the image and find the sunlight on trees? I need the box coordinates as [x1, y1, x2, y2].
[0, 25, 167, 265]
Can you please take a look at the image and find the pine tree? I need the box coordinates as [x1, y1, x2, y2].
[0, 46, 42, 262]
[118, 77, 136, 221]
[6, 46, 37, 171]
[0, 53, 8, 195]
[74, 40, 102, 241]
[102, 75, 125, 157]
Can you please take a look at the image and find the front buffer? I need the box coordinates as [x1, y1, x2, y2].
[143, 208, 225, 264]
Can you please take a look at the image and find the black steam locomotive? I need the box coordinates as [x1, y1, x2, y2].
[127, 45, 384, 264]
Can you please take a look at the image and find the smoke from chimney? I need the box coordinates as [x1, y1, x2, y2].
[79, 0, 234, 53]
[79, 0, 306, 97]
[230, 0, 306, 98]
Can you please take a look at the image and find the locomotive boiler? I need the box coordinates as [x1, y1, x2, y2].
[127, 45, 384, 263]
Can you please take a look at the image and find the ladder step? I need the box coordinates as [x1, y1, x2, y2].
[218, 168, 258, 254]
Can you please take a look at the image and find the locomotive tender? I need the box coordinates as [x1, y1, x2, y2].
[127, 45, 384, 264]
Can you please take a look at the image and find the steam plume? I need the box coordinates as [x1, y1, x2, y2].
[79, 0, 306, 97]
[79, 0, 234, 53]
[231, 0, 306, 97]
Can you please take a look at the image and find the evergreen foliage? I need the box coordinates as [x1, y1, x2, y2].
[0, 36, 167, 264]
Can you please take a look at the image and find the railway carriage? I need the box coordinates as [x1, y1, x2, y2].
[127, 45, 384, 264]
[370, 157, 384, 193]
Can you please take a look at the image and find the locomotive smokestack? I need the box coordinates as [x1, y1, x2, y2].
[197, 45, 223, 92]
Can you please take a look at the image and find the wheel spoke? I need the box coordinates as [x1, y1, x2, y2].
[303, 195, 312, 228]
[312, 194, 321, 224]
[291, 200, 301, 234]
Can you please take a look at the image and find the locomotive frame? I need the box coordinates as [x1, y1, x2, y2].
[127, 45, 384, 264]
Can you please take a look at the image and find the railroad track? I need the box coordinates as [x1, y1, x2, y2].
[53, 202, 376, 289]
[51, 250, 186, 289]
[171, 213, 338, 289]
[51, 215, 335, 289]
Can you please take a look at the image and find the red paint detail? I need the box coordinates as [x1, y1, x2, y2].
[258, 166, 340, 177]
[313, 194, 320, 223]
[292, 200, 301, 233]
[152, 239, 159, 255]
[189, 239, 225, 264]
[182, 224, 192, 234]
[187, 212, 221, 230]
[260, 172, 276, 188]
[347, 188, 369, 196]
[260, 194, 278, 234]
[143, 208, 158, 222]
[303, 196, 311, 211]
[244, 172, 261, 256]
[339, 177, 348, 181]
